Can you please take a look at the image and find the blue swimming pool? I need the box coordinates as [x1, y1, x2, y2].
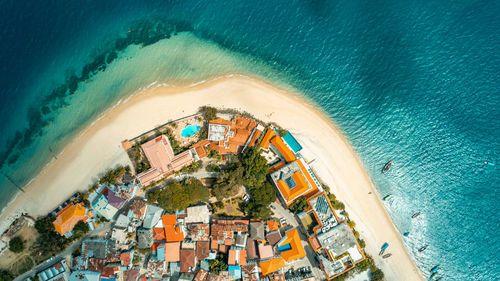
[283, 132, 302, 153]
[278, 243, 292, 252]
[181, 124, 201, 137]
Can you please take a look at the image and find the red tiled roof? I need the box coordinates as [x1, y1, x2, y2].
[180, 249, 195, 273]
[196, 241, 210, 261]
[120, 252, 131, 267]
[153, 227, 165, 240]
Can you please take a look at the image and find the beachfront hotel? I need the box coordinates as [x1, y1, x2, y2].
[135, 134, 196, 186]
[207, 115, 264, 155]
[263, 130, 322, 206]
[298, 192, 365, 279]
[263, 127, 365, 280]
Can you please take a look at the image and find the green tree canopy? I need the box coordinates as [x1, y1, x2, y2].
[289, 197, 309, 214]
[0, 270, 13, 281]
[73, 221, 89, 239]
[239, 147, 269, 187]
[212, 160, 244, 200]
[35, 216, 55, 234]
[147, 178, 209, 212]
[199, 106, 218, 121]
[209, 253, 228, 274]
[9, 236, 24, 253]
[370, 267, 384, 281]
[249, 182, 276, 206]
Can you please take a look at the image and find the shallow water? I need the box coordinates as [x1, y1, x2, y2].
[0, 1, 499, 279]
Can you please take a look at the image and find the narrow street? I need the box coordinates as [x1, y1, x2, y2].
[270, 202, 325, 280]
[14, 222, 111, 281]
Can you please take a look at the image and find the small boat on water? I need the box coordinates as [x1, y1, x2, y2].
[429, 272, 438, 280]
[484, 161, 495, 166]
[403, 232, 410, 237]
[430, 265, 440, 273]
[418, 245, 428, 252]
[412, 212, 421, 219]
[383, 194, 392, 201]
[382, 253, 392, 259]
[382, 161, 392, 173]
[379, 242, 389, 255]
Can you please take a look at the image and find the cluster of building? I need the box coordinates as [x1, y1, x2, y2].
[122, 115, 264, 187]
[261, 127, 365, 280]
[52, 181, 137, 238]
[43, 200, 313, 281]
[35, 112, 364, 281]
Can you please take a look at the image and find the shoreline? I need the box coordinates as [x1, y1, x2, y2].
[0, 75, 422, 280]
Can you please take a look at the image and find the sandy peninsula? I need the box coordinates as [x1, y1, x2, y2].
[0, 76, 422, 280]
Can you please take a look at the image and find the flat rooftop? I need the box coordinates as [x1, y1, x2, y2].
[317, 222, 357, 259]
[308, 193, 338, 232]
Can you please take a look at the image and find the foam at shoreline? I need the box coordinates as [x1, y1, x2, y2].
[0, 76, 423, 280]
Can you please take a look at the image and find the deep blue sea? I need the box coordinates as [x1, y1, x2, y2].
[0, 0, 499, 279]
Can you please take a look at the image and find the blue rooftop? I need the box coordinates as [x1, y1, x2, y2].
[283, 132, 302, 153]
[228, 265, 242, 280]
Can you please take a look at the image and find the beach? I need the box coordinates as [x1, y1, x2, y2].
[0, 76, 422, 280]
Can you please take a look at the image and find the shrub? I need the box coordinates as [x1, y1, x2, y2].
[9, 236, 24, 253]
[289, 197, 309, 214]
[358, 238, 366, 248]
[72, 221, 89, 239]
[99, 166, 126, 185]
[199, 106, 218, 121]
[370, 267, 384, 281]
[347, 220, 356, 229]
[147, 178, 209, 212]
[209, 253, 228, 274]
[205, 164, 221, 172]
[0, 270, 13, 281]
[332, 200, 345, 210]
[278, 129, 288, 137]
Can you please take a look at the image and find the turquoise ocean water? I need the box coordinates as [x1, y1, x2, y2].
[0, 1, 498, 279]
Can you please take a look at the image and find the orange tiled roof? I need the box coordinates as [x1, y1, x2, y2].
[162, 214, 184, 242]
[278, 229, 306, 262]
[228, 249, 247, 265]
[153, 227, 166, 240]
[248, 129, 262, 148]
[260, 129, 275, 150]
[196, 241, 210, 260]
[53, 203, 87, 235]
[228, 249, 237, 265]
[295, 160, 320, 195]
[141, 135, 175, 173]
[164, 242, 181, 262]
[277, 171, 310, 206]
[191, 139, 210, 159]
[210, 118, 233, 126]
[270, 136, 296, 163]
[269, 162, 285, 174]
[240, 250, 247, 265]
[162, 214, 177, 226]
[267, 220, 279, 232]
[259, 258, 285, 276]
[165, 225, 184, 242]
[209, 116, 260, 155]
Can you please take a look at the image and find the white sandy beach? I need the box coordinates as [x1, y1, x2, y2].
[0, 76, 422, 280]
